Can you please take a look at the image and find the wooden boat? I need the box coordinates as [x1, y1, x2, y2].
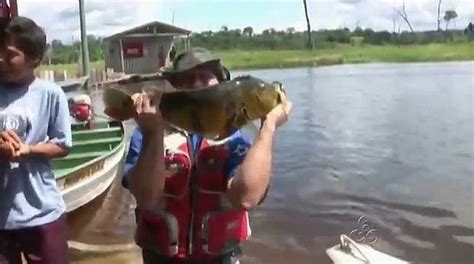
[56, 76, 89, 93]
[52, 119, 127, 213]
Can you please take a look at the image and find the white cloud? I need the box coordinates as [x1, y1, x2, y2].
[15, 0, 474, 43]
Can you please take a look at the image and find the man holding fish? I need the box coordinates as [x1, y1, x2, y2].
[117, 48, 292, 264]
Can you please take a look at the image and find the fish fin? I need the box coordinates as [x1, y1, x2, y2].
[213, 127, 238, 141]
[214, 106, 245, 141]
[103, 107, 134, 121]
[234, 107, 251, 128]
[190, 110, 204, 136]
[240, 119, 260, 143]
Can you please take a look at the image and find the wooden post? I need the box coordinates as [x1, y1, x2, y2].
[92, 68, 98, 91]
[9, 0, 18, 17]
[63, 70, 68, 81]
[119, 39, 125, 74]
[78, 0, 90, 77]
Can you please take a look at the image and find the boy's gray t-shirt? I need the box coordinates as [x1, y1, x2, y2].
[0, 78, 72, 229]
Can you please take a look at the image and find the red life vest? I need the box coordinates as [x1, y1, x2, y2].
[135, 132, 250, 263]
[70, 103, 91, 122]
[68, 94, 92, 122]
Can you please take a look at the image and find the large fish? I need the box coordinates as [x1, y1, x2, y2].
[102, 75, 286, 140]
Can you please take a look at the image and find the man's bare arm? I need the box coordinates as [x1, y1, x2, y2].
[128, 92, 167, 210]
[227, 95, 292, 209]
[129, 130, 166, 210]
[227, 122, 275, 209]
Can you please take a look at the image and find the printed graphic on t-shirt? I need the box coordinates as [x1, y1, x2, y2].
[0, 109, 32, 141]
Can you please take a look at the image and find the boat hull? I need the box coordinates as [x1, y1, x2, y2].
[61, 138, 126, 213]
[53, 120, 126, 213]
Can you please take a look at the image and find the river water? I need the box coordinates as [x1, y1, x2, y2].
[67, 61, 474, 264]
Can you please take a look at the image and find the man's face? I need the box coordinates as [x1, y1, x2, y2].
[171, 68, 219, 90]
[0, 40, 33, 84]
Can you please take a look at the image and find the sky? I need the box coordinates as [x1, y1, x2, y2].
[14, 0, 474, 43]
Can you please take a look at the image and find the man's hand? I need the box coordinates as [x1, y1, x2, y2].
[263, 93, 293, 132]
[132, 91, 164, 136]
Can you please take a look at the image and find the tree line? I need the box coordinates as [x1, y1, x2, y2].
[45, 24, 474, 65]
[187, 25, 473, 51]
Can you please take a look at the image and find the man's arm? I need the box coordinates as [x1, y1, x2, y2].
[226, 123, 274, 209]
[125, 93, 167, 210]
[122, 128, 142, 190]
[227, 96, 292, 209]
[127, 127, 166, 210]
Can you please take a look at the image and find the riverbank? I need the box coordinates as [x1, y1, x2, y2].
[216, 42, 474, 70]
[39, 42, 473, 75]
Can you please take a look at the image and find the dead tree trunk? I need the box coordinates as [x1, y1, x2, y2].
[303, 0, 312, 49]
[437, 0, 442, 31]
[393, 1, 414, 32]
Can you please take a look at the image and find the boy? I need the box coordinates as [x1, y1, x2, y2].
[0, 16, 72, 263]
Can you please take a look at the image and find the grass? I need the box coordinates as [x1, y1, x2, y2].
[216, 42, 474, 70]
[36, 61, 104, 78]
[38, 42, 473, 77]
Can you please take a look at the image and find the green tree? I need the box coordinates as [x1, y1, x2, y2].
[243, 26, 253, 37]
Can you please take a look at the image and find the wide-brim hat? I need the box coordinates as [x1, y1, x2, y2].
[160, 47, 230, 82]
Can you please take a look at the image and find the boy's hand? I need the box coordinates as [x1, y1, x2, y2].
[11, 143, 31, 162]
[0, 138, 16, 160]
[0, 130, 21, 150]
[0, 130, 30, 162]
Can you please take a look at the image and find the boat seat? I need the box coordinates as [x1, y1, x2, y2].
[52, 151, 112, 178]
[73, 137, 122, 146]
[72, 126, 122, 136]
[72, 128, 123, 142]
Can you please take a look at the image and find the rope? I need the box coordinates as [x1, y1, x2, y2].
[68, 240, 137, 253]
[339, 234, 371, 264]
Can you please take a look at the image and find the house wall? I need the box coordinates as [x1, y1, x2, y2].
[103, 40, 122, 73]
[104, 36, 174, 74]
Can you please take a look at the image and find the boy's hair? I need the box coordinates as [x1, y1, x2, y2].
[5, 16, 46, 63]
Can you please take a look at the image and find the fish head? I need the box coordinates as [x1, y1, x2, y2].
[102, 87, 135, 121]
[236, 76, 285, 121]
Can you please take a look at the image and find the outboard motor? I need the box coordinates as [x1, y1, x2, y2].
[69, 94, 93, 128]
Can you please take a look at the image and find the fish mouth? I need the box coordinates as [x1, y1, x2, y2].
[272, 81, 285, 95]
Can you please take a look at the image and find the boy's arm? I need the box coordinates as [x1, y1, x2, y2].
[28, 141, 70, 158]
[33, 87, 72, 158]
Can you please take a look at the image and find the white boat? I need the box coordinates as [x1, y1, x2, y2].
[52, 119, 127, 213]
[326, 234, 410, 264]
